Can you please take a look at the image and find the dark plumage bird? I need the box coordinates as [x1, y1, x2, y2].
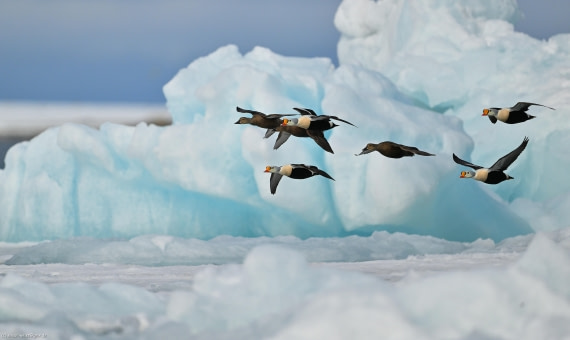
[234, 107, 296, 137]
[270, 125, 335, 154]
[482, 102, 555, 124]
[264, 164, 335, 195]
[282, 108, 356, 131]
[453, 137, 529, 184]
[355, 141, 435, 158]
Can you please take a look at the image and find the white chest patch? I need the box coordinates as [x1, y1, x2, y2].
[474, 169, 489, 182]
[298, 117, 311, 129]
[280, 164, 293, 177]
[497, 109, 510, 122]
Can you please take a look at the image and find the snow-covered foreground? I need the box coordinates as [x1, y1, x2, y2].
[0, 229, 569, 339]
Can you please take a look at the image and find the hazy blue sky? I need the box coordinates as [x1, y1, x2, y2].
[0, 0, 568, 104]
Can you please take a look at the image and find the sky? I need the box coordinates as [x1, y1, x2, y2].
[0, 0, 569, 104]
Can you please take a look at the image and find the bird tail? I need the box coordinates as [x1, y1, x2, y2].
[318, 169, 335, 181]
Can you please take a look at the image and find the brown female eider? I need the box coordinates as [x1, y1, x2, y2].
[355, 141, 435, 158]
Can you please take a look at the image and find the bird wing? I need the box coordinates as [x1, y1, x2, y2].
[273, 131, 292, 150]
[270, 173, 283, 195]
[264, 129, 276, 139]
[511, 102, 555, 112]
[488, 115, 498, 124]
[236, 106, 266, 117]
[327, 115, 357, 127]
[236, 106, 295, 119]
[489, 137, 529, 171]
[265, 113, 297, 119]
[306, 130, 334, 154]
[453, 153, 483, 170]
[293, 108, 317, 116]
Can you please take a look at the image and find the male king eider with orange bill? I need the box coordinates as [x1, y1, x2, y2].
[264, 164, 335, 194]
[282, 108, 356, 131]
[453, 137, 529, 185]
[482, 102, 554, 124]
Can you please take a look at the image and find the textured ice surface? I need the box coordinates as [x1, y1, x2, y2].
[0, 229, 569, 339]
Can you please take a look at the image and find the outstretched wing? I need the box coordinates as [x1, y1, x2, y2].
[327, 115, 357, 127]
[273, 131, 292, 150]
[453, 153, 483, 170]
[265, 113, 297, 119]
[270, 173, 283, 195]
[236, 106, 295, 119]
[293, 108, 318, 116]
[490, 137, 529, 171]
[264, 129, 276, 139]
[236, 106, 266, 117]
[306, 130, 334, 154]
[511, 102, 555, 112]
[488, 115, 498, 124]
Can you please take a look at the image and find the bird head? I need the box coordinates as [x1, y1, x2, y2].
[355, 143, 376, 156]
[281, 118, 298, 126]
[460, 170, 475, 179]
[235, 117, 250, 124]
[264, 166, 279, 173]
[482, 108, 496, 117]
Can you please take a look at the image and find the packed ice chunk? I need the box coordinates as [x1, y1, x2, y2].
[0, 43, 536, 242]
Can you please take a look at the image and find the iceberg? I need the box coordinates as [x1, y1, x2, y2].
[1, 0, 569, 242]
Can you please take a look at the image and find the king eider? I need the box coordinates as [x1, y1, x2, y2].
[281, 107, 356, 131]
[355, 141, 435, 158]
[453, 137, 529, 184]
[482, 102, 555, 124]
[264, 164, 335, 195]
[234, 107, 296, 138]
[270, 125, 335, 153]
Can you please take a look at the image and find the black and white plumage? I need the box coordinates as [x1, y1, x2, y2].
[453, 137, 529, 184]
[482, 102, 555, 124]
[355, 141, 435, 158]
[281, 108, 356, 131]
[264, 164, 335, 195]
[270, 125, 335, 153]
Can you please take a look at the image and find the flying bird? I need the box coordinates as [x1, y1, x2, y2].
[270, 125, 335, 153]
[281, 108, 356, 131]
[453, 137, 529, 184]
[482, 102, 555, 124]
[264, 164, 335, 195]
[355, 141, 435, 158]
[234, 107, 296, 137]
